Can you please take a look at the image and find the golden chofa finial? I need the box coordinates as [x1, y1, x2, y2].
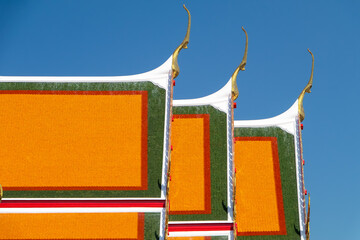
[298, 49, 314, 122]
[171, 4, 191, 79]
[231, 27, 248, 100]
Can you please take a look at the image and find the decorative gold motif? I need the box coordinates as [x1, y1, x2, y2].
[171, 4, 191, 79]
[298, 49, 314, 122]
[305, 194, 311, 240]
[231, 27, 248, 100]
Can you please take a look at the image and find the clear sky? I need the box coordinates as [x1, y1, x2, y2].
[0, 0, 359, 239]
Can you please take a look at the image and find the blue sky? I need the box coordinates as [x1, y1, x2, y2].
[0, 0, 359, 239]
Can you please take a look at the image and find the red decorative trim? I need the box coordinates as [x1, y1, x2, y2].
[203, 114, 211, 215]
[234, 137, 287, 236]
[0, 200, 165, 208]
[170, 114, 211, 215]
[168, 223, 233, 232]
[138, 212, 145, 240]
[0, 90, 148, 191]
[141, 91, 149, 191]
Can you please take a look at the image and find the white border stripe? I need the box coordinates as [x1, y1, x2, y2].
[169, 220, 233, 224]
[169, 230, 232, 238]
[0, 207, 163, 213]
[295, 117, 306, 240]
[3, 198, 165, 200]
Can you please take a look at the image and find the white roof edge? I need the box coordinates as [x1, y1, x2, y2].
[3, 197, 165, 200]
[173, 79, 231, 113]
[0, 56, 173, 89]
[234, 99, 299, 135]
[169, 220, 233, 224]
[0, 208, 164, 213]
[169, 231, 232, 237]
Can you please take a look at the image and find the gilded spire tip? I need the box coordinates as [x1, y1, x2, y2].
[298, 49, 314, 122]
[171, 4, 191, 79]
[231, 26, 248, 100]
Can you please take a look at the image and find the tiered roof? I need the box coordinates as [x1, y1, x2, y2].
[0, 5, 313, 240]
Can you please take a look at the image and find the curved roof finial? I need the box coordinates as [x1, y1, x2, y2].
[298, 49, 314, 122]
[172, 4, 191, 79]
[231, 27, 248, 100]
